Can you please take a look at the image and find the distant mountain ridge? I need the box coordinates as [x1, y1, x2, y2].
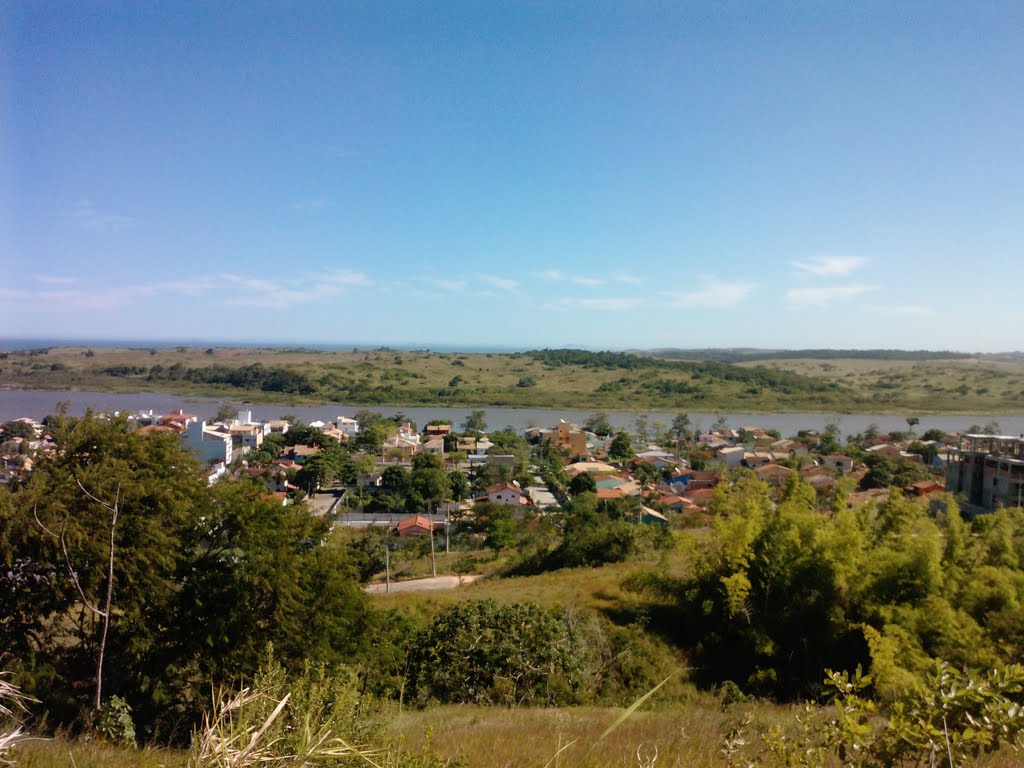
[628, 348, 1024, 363]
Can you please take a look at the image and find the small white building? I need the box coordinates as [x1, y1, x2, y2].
[182, 421, 233, 465]
[336, 416, 360, 438]
[486, 481, 529, 507]
[717, 445, 745, 470]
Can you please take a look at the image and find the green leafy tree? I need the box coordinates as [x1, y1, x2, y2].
[569, 471, 597, 496]
[3, 413, 208, 727]
[670, 413, 692, 444]
[633, 461, 659, 492]
[380, 465, 410, 495]
[634, 415, 649, 446]
[407, 600, 586, 706]
[448, 470, 470, 502]
[608, 431, 634, 464]
[214, 402, 238, 423]
[294, 452, 335, 493]
[462, 409, 487, 433]
[2, 412, 372, 738]
[0, 420, 34, 440]
[584, 411, 613, 437]
[410, 464, 450, 513]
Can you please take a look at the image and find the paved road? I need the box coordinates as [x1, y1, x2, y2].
[365, 574, 484, 594]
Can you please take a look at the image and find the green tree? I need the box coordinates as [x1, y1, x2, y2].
[410, 464, 450, 513]
[0, 420, 34, 440]
[294, 453, 335, 493]
[3, 413, 208, 728]
[608, 431, 634, 464]
[633, 461, 659, 494]
[380, 465, 410, 495]
[669, 413, 692, 444]
[584, 411, 613, 437]
[2, 412, 372, 738]
[634, 415, 649, 446]
[484, 516, 521, 555]
[462, 409, 487, 433]
[214, 402, 238, 423]
[448, 470, 470, 501]
[569, 471, 597, 496]
[407, 600, 585, 706]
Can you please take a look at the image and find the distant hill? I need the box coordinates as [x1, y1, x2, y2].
[626, 348, 1022, 363]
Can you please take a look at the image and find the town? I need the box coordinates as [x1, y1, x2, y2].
[4, 406, 1021, 545]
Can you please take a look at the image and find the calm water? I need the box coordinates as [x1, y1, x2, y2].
[2, 389, 1022, 438]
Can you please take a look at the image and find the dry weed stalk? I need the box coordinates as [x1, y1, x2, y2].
[0, 674, 33, 767]
[189, 684, 382, 768]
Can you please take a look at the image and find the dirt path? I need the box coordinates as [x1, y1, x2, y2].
[365, 574, 484, 594]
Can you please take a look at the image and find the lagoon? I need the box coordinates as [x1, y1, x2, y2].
[2, 389, 1022, 439]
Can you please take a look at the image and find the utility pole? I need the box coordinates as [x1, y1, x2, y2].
[429, 518, 437, 577]
[384, 545, 390, 594]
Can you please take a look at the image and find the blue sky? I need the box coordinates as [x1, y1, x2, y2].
[2, 2, 1022, 351]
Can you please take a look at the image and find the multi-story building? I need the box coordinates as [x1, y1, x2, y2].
[946, 434, 1024, 511]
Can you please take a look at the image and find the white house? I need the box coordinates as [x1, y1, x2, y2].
[336, 416, 360, 438]
[717, 446, 745, 469]
[486, 481, 529, 507]
[182, 421, 233, 465]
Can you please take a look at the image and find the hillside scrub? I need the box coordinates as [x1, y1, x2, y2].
[628, 475, 1024, 701]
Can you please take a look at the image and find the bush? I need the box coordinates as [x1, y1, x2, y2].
[406, 600, 586, 707]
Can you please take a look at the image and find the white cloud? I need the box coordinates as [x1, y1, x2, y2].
[290, 199, 332, 211]
[580, 297, 638, 311]
[71, 200, 138, 231]
[423, 278, 468, 293]
[535, 269, 564, 281]
[479, 274, 520, 291]
[0, 284, 159, 312]
[320, 269, 372, 287]
[543, 297, 638, 312]
[612, 273, 643, 285]
[870, 304, 932, 317]
[571, 276, 605, 287]
[786, 283, 879, 308]
[220, 268, 372, 308]
[661, 276, 755, 309]
[2, 268, 369, 313]
[792, 255, 867, 277]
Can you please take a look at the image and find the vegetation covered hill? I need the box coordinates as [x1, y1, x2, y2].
[4, 413, 1024, 766]
[3, 345, 1024, 413]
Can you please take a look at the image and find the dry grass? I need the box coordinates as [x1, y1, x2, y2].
[738, 357, 1024, 414]
[13, 739, 186, 768]
[367, 541, 695, 620]
[386, 699, 800, 768]
[0, 346, 870, 412]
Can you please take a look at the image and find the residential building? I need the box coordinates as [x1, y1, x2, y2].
[754, 463, 795, 487]
[397, 515, 438, 537]
[182, 420, 233, 465]
[336, 416, 360, 438]
[718, 446, 745, 469]
[548, 420, 588, 455]
[822, 454, 855, 472]
[229, 423, 264, 450]
[486, 482, 530, 507]
[946, 434, 1024, 510]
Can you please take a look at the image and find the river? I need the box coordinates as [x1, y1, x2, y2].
[2, 389, 1022, 438]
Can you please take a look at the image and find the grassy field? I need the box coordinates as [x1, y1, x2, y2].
[738, 357, 1024, 415]
[3, 345, 1023, 414]
[15, 700, 1024, 767]
[368, 551, 677, 618]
